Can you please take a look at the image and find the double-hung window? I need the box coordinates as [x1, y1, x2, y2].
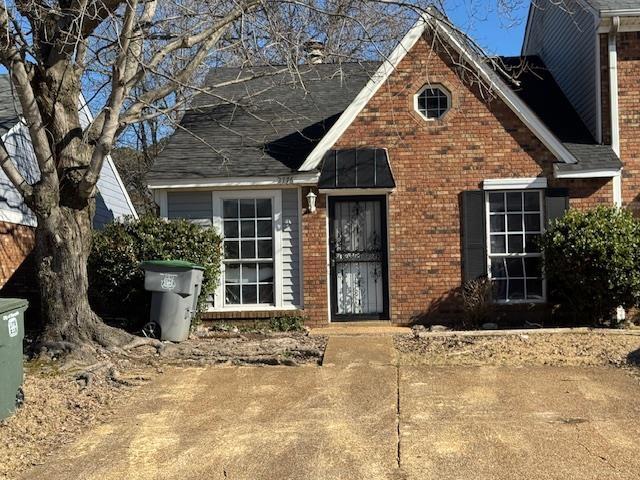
[486, 190, 544, 302]
[222, 198, 274, 305]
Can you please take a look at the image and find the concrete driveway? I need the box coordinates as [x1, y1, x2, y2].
[21, 337, 640, 480]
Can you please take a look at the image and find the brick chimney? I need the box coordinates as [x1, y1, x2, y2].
[304, 41, 325, 64]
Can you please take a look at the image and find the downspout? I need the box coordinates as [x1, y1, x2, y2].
[608, 16, 625, 322]
[608, 16, 623, 207]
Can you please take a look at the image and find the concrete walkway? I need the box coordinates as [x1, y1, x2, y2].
[19, 336, 640, 480]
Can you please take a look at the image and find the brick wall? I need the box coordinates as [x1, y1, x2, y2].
[301, 34, 613, 326]
[301, 187, 329, 327]
[0, 221, 35, 287]
[616, 32, 640, 212]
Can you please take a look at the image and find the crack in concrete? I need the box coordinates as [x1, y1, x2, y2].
[396, 362, 401, 469]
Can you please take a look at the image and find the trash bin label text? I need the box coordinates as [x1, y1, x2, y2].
[160, 274, 177, 290]
[4, 311, 19, 337]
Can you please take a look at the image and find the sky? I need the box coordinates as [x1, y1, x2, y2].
[445, 0, 531, 56]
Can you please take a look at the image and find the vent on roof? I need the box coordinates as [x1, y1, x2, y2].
[318, 149, 395, 189]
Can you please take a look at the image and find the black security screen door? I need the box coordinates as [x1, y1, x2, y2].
[329, 196, 389, 321]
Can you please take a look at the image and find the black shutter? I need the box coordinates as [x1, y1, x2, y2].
[461, 190, 487, 283]
[545, 188, 569, 227]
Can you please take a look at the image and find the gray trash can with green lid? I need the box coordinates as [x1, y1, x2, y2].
[0, 298, 28, 420]
[141, 260, 204, 342]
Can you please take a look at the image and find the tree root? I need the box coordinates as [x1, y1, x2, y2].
[122, 336, 167, 355]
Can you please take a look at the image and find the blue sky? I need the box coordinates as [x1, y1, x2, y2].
[445, 0, 530, 56]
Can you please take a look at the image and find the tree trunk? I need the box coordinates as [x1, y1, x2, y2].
[35, 202, 132, 352]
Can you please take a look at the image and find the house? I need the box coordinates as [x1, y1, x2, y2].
[147, 1, 638, 326]
[0, 75, 138, 288]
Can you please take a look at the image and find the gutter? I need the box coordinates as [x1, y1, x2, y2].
[608, 16, 623, 207]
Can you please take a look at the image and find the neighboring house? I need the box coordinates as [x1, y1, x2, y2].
[148, 1, 638, 326]
[0, 75, 138, 287]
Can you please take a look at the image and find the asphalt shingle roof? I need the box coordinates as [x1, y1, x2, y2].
[148, 62, 379, 181]
[498, 55, 621, 172]
[582, 0, 640, 12]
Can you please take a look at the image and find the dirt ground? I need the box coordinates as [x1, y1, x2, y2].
[0, 331, 326, 479]
[395, 331, 640, 369]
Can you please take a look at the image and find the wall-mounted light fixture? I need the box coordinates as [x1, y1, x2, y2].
[306, 190, 317, 213]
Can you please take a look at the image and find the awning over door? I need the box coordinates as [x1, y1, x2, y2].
[318, 148, 395, 189]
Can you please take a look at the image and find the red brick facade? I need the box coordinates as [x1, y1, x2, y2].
[0, 221, 35, 287]
[616, 32, 640, 212]
[301, 34, 615, 326]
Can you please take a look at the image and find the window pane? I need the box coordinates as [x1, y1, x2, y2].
[256, 199, 272, 217]
[259, 264, 274, 282]
[492, 279, 507, 301]
[490, 235, 506, 254]
[225, 285, 240, 304]
[240, 199, 255, 218]
[490, 215, 505, 233]
[507, 214, 522, 232]
[241, 220, 255, 238]
[506, 192, 522, 212]
[225, 264, 240, 283]
[259, 284, 274, 304]
[258, 239, 273, 258]
[490, 258, 507, 278]
[525, 234, 541, 253]
[241, 263, 257, 283]
[508, 234, 523, 253]
[524, 191, 540, 211]
[489, 193, 505, 213]
[508, 279, 525, 300]
[257, 220, 272, 237]
[242, 285, 257, 304]
[506, 258, 524, 277]
[524, 257, 542, 278]
[241, 240, 255, 258]
[224, 241, 239, 259]
[223, 200, 238, 218]
[524, 214, 541, 232]
[527, 279, 543, 299]
[417, 95, 426, 111]
[224, 220, 238, 238]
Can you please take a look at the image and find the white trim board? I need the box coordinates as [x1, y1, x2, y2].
[483, 177, 547, 190]
[0, 208, 36, 227]
[298, 9, 579, 172]
[148, 172, 320, 190]
[553, 165, 621, 178]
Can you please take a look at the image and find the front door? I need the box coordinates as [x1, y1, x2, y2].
[329, 196, 389, 321]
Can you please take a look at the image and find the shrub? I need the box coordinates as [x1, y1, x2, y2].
[268, 315, 306, 332]
[89, 215, 222, 328]
[460, 276, 494, 329]
[540, 206, 640, 325]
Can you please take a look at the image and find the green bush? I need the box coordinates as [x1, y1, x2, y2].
[540, 206, 640, 325]
[89, 215, 222, 328]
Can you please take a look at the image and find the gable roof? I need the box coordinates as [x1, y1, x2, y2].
[298, 10, 581, 171]
[147, 62, 378, 182]
[0, 75, 138, 227]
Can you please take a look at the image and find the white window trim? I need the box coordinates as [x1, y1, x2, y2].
[483, 177, 547, 190]
[484, 189, 547, 304]
[413, 83, 451, 121]
[211, 190, 284, 311]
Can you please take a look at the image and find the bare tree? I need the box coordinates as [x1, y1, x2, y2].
[0, 0, 540, 355]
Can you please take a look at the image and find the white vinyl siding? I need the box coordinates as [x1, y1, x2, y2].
[523, 0, 599, 138]
[167, 191, 213, 226]
[281, 189, 301, 307]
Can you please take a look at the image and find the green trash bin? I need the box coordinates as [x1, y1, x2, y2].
[0, 298, 28, 420]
